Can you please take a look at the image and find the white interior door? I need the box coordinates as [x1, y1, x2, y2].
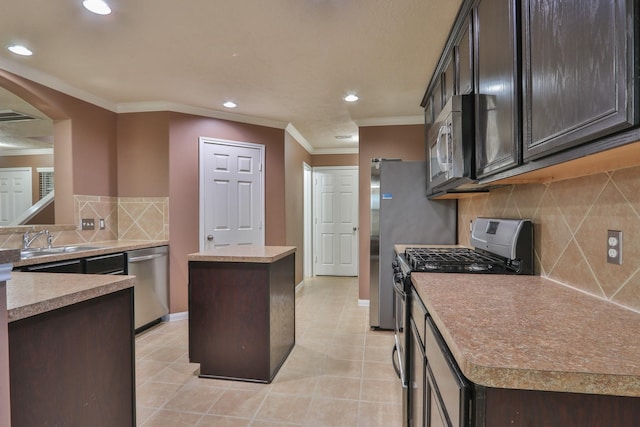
[0, 167, 32, 226]
[313, 167, 358, 276]
[199, 138, 264, 250]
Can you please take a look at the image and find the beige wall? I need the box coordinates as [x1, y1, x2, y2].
[458, 163, 640, 313]
[312, 153, 358, 167]
[117, 112, 170, 197]
[358, 124, 426, 300]
[167, 113, 286, 312]
[284, 132, 313, 285]
[0, 70, 118, 224]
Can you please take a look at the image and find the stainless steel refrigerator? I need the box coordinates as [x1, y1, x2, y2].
[369, 159, 457, 329]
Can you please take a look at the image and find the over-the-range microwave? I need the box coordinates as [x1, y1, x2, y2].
[426, 94, 478, 196]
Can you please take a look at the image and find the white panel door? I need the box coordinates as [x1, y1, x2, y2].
[199, 138, 264, 250]
[0, 168, 32, 226]
[314, 167, 358, 276]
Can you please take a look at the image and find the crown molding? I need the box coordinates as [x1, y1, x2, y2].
[118, 101, 288, 129]
[285, 124, 314, 153]
[0, 148, 53, 156]
[0, 58, 117, 112]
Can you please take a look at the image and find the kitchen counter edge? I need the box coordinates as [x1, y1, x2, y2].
[7, 272, 135, 322]
[411, 273, 640, 397]
[12, 240, 169, 268]
[188, 246, 296, 264]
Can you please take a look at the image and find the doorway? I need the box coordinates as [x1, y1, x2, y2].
[198, 137, 265, 251]
[303, 162, 313, 278]
[0, 167, 32, 226]
[313, 166, 359, 276]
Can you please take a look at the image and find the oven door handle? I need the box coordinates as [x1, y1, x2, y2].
[393, 279, 407, 299]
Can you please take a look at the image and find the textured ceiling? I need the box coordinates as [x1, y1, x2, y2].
[0, 0, 462, 153]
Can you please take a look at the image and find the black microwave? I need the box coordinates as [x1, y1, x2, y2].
[426, 94, 477, 196]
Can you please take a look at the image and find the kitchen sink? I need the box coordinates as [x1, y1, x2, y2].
[20, 245, 106, 259]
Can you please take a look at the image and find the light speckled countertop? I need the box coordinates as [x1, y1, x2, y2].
[412, 273, 640, 397]
[6, 272, 135, 322]
[13, 240, 168, 267]
[188, 246, 296, 263]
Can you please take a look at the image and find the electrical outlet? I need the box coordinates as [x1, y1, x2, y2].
[81, 218, 95, 230]
[607, 230, 622, 265]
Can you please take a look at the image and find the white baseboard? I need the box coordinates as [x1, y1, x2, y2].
[163, 311, 188, 322]
[295, 280, 305, 293]
[358, 299, 370, 307]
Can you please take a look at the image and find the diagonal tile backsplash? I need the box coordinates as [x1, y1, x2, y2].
[458, 165, 640, 313]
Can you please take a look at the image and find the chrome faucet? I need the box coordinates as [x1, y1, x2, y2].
[23, 229, 52, 249]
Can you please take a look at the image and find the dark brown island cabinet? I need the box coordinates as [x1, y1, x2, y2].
[6, 272, 136, 427]
[188, 246, 296, 383]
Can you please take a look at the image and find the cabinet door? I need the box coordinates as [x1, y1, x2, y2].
[410, 320, 426, 427]
[474, 0, 520, 178]
[522, 0, 637, 160]
[22, 259, 83, 273]
[456, 15, 473, 96]
[443, 54, 455, 107]
[425, 96, 434, 133]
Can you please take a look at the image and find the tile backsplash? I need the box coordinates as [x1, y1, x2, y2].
[0, 196, 169, 249]
[76, 195, 169, 242]
[458, 165, 640, 312]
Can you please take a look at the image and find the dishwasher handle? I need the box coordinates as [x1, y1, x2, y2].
[128, 253, 166, 263]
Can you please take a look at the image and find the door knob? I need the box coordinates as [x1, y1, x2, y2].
[353, 227, 358, 232]
[207, 235, 214, 241]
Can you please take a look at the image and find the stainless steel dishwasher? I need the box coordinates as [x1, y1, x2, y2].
[127, 246, 169, 331]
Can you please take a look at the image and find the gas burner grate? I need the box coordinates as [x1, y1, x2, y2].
[404, 247, 509, 273]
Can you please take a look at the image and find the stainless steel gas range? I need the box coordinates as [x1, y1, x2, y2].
[392, 217, 534, 427]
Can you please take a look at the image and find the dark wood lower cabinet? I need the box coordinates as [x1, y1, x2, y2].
[189, 254, 295, 383]
[8, 288, 136, 427]
[476, 386, 640, 427]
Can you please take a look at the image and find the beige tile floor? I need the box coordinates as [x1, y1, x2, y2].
[135, 276, 403, 427]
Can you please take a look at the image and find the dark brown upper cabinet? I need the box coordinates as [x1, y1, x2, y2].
[522, 0, 638, 161]
[474, 0, 521, 179]
[457, 14, 474, 96]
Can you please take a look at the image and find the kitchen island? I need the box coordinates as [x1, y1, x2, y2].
[188, 246, 296, 383]
[412, 273, 640, 426]
[6, 272, 136, 427]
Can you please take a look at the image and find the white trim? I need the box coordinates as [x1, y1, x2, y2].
[312, 165, 358, 171]
[0, 148, 54, 157]
[285, 124, 314, 153]
[163, 311, 189, 322]
[0, 58, 117, 112]
[355, 115, 424, 127]
[310, 146, 359, 155]
[295, 280, 305, 293]
[36, 167, 54, 173]
[303, 162, 313, 278]
[358, 299, 370, 307]
[119, 101, 288, 130]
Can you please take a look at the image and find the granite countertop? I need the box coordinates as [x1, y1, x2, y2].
[411, 273, 640, 397]
[13, 240, 169, 267]
[0, 249, 20, 264]
[6, 272, 135, 322]
[188, 246, 296, 263]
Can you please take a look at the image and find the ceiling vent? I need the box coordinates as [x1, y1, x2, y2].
[0, 110, 36, 122]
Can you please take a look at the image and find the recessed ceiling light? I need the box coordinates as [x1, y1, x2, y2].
[83, 0, 112, 15]
[344, 94, 359, 102]
[7, 45, 33, 56]
[223, 101, 237, 108]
